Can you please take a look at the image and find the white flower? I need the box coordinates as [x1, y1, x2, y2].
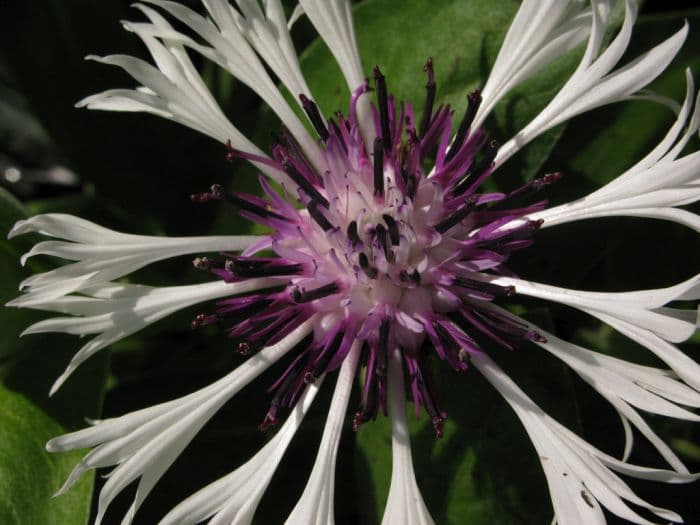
[381, 348, 434, 525]
[6, 1, 700, 524]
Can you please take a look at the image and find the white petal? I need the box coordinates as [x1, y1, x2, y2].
[160, 381, 321, 525]
[8, 213, 266, 304]
[487, 305, 699, 472]
[22, 278, 279, 394]
[298, 0, 363, 91]
[595, 312, 700, 392]
[80, 13, 286, 182]
[472, 353, 694, 525]
[381, 348, 434, 525]
[496, 1, 687, 167]
[531, 72, 700, 231]
[288, 4, 305, 29]
[234, 0, 314, 106]
[50, 318, 315, 523]
[285, 341, 361, 525]
[296, 0, 374, 144]
[475, 0, 592, 127]
[487, 274, 699, 343]
[136, 0, 324, 172]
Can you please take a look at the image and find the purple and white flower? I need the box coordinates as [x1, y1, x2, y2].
[7, 0, 700, 523]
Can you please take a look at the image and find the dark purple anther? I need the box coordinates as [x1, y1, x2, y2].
[230, 257, 302, 278]
[299, 93, 329, 142]
[291, 282, 339, 303]
[347, 220, 361, 246]
[491, 171, 564, 210]
[358, 253, 378, 279]
[526, 331, 547, 343]
[432, 416, 445, 438]
[451, 139, 498, 196]
[434, 196, 479, 233]
[308, 200, 333, 231]
[225, 139, 235, 163]
[375, 223, 390, 259]
[282, 161, 329, 207]
[419, 57, 436, 137]
[445, 89, 482, 162]
[226, 192, 289, 222]
[352, 411, 368, 432]
[373, 66, 392, 150]
[373, 136, 384, 197]
[258, 404, 279, 431]
[382, 214, 400, 245]
[528, 219, 544, 230]
[534, 171, 563, 189]
[406, 173, 418, 200]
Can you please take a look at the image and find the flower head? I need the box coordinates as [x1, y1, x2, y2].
[7, 0, 700, 524]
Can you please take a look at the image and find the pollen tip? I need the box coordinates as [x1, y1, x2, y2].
[468, 88, 482, 103]
[432, 416, 446, 438]
[191, 313, 217, 329]
[190, 185, 223, 203]
[352, 412, 366, 432]
[225, 139, 236, 162]
[530, 332, 547, 343]
[544, 171, 564, 183]
[258, 412, 278, 432]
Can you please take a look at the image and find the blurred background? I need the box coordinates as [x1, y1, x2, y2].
[0, 1, 699, 523]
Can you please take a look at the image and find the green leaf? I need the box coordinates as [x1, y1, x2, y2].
[0, 386, 93, 525]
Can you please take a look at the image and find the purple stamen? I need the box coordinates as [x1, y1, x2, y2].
[291, 282, 340, 303]
[308, 200, 333, 231]
[373, 66, 392, 150]
[299, 94, 329, 142]
[382, 214, 400, 245]
[419, 57, 436, 137]
[373, 136, 384, 197]
[445, 89, 482, 163]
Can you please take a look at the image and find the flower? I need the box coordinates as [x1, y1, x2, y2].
[7, 0, 700, 523]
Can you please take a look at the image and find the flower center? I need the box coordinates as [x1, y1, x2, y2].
[191, 59, 557, 436]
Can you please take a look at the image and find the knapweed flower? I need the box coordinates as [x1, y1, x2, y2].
[7, 0, 700, 523]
